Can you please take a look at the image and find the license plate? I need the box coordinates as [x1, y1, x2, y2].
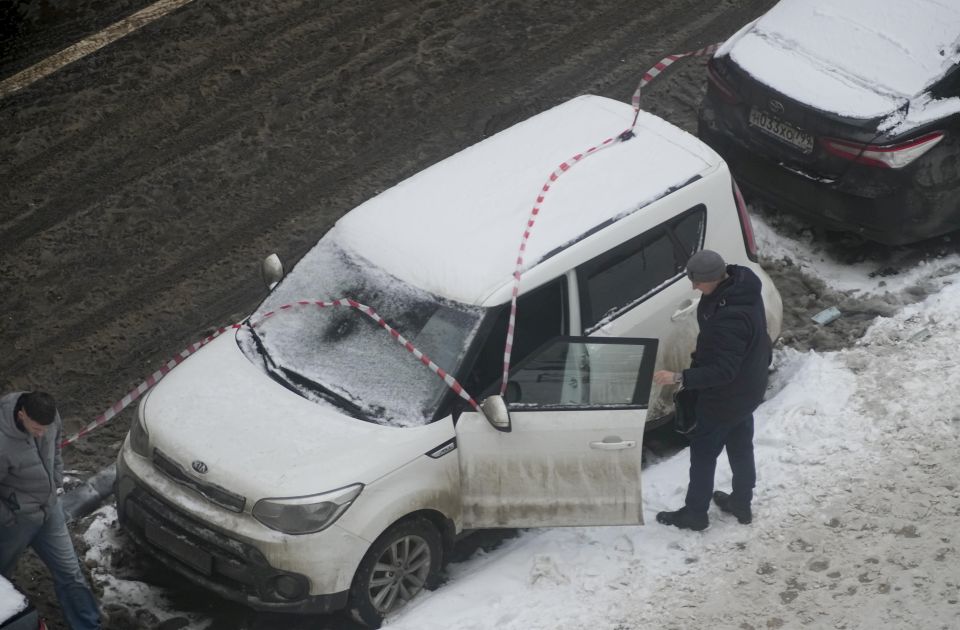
[145, 519, 213, 576]
[749, 108, 814, 153]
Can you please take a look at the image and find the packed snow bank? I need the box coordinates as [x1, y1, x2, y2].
[386, 277, 960, 629]
[753, 212, 960, 298]
[79, 231, 960, 630]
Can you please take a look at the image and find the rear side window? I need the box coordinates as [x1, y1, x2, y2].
[577, 205, 706, 331]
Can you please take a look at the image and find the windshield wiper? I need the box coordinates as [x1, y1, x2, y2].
[245, 321, 315, 399]
[244, 322, 370, 419]
[279, 367, 372, 421]
[246, 321, 277, 371]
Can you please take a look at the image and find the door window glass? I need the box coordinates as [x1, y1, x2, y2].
[505, 337, 658, 409]
[464, 277, 568, 398]
[671, 206, 707, 259]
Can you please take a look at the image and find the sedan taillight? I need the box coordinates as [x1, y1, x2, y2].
[706, 61, 740, 104]
[820, 132, 944, 169]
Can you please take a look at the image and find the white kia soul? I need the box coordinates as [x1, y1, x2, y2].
[116, 95, 783, 626]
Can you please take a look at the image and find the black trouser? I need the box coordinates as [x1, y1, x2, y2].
[684, 414, 755, 514]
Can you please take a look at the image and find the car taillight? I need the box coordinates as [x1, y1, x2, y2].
[707, 61, 740, 104]
[732, 180, 758, 262]
[820, 132, 944, 169]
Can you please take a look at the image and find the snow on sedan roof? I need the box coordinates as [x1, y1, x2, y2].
[330, 95, 717, 306]
[721, 0, 960, 120]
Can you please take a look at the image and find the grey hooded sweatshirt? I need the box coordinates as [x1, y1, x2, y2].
[0, 392, 64, 526]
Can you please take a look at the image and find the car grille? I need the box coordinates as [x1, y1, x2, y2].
[122, 487, 307, 604]
[152, 449, 246, 513]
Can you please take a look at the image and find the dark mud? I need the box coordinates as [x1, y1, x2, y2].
[755, 205, 960, 352]
[10, 0, 957, 627]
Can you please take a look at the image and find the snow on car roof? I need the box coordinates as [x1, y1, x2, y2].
[721, 0, 960, 120]
[330, 95, 717, 306]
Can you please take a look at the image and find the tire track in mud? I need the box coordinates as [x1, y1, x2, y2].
[0, 0, 153, 78]
[0, 0, 788, 494]
[3, 0, 779, 410]
[3, 1, 795, 626]
[0, 0, 409, 239]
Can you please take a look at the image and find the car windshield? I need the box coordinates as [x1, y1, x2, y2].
[237, 238, 486, 427]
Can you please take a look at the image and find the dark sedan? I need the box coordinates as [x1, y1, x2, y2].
[698, 0, 960, 245]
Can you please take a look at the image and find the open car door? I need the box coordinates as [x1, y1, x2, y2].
[456, 336, 658, 529]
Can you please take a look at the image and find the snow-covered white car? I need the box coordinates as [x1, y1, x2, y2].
[0, 577, 44, 630]
[116, 94, 782, 626]
[698, 0, 960, 244]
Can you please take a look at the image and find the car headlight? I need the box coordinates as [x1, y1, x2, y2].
[129, 398, 151, 458]
[252, 484, 363, 535]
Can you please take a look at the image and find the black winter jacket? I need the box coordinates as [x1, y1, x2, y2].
[681, 265, 771, 424]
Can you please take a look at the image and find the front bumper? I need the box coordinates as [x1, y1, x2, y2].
[699, 101, 960, 245]
[115, 447, 365, 614]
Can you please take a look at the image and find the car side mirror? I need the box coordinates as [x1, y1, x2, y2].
[261, 253, 284, 290]
[480, 395, 511, 433]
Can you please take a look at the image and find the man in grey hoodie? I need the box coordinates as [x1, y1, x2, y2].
[0, 391, 101, 630]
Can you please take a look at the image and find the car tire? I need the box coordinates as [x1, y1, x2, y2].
[348, 517, 443, 628]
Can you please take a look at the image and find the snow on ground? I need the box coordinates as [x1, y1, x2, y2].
[83, 512, 211, 630]
[384, 269, 960, 629]
[753, 212, 960, 297]
[78, 229, 960, 629]
[0, 575, 28, 622]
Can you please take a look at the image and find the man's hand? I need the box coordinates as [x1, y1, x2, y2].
[653, 370, 680, 386]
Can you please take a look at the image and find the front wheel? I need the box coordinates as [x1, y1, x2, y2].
[349, 518, 443, 628]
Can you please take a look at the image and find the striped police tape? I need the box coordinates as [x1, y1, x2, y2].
[65, 43, 719, 447]
[61, 299, 477, 448]
[499, 42, 720, 394]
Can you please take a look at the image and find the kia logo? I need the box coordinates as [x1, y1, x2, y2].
[192, 460, 209, 474]
[769, 99, 784, 114]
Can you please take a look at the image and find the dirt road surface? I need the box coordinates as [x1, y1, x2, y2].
[9, 0, 953, 627]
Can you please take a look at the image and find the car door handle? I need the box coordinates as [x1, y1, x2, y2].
[590, 439, 637, 450]
[671, 298, 698, 321]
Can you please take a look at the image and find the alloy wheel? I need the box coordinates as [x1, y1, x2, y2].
[367, 534, 432, 614]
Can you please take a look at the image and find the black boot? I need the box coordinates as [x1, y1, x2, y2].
[655, 507, 708, 531]
[712, 491, 752, 524]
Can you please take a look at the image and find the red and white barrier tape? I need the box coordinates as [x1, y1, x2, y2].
[630, 43, 719, 125]
[61, 299, 477, 447]
[499, 42, 719, 395]
[498, 133, 629, 395]
[65, 44, 720, 447]
[61, 324, 242, 447]
[258, 299, 478, 412]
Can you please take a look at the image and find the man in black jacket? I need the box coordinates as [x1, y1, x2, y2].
[653, 249, 771, 531]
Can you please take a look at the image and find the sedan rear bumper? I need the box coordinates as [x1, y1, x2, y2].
[699, 106, 960, 245]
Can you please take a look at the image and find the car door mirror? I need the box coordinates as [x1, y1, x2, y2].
[261, 253, 284, 290]
[480, 395, 511, 432]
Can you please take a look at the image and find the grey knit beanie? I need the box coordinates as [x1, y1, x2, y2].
[686, 250, 727, 282]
